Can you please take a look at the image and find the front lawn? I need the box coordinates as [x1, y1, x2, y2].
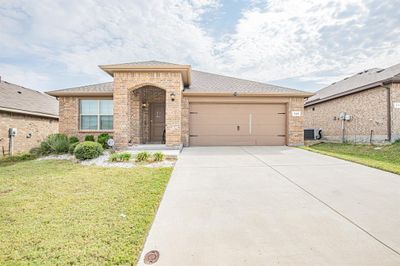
[302, 142, 400, 175]
[0, 160, 172, 265]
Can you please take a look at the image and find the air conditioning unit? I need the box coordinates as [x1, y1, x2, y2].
[304, 128, 322, 140]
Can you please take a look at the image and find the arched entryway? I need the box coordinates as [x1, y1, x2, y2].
[130, 86, 166, 144]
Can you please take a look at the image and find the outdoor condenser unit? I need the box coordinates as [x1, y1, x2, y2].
[304, 128, 322, 140]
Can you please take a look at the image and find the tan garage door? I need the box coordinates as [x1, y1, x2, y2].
[189, 103, 287, 146]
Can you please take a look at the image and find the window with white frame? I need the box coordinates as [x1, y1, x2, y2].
[80, 100, 113, 130]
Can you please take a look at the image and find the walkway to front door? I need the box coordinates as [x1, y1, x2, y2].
[138, 146, 400, 265]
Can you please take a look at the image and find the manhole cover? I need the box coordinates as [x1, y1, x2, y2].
[144, 250, 159, 264]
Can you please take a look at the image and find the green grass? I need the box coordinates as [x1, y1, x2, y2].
[0, 160, 172, 265]
[301, 142, 400, 175]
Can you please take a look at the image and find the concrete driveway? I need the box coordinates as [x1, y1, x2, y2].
[138, 146, 400, 265]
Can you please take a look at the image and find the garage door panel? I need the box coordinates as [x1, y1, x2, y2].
[252, 126, 286, 135]
[189, 103, 286, 146]
[191, 124, 250, 136]
[190, 136, 256, 146]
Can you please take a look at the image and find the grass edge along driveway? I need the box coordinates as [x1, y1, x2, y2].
[300, 142, 400, 175]
[0, 160, 172, 265]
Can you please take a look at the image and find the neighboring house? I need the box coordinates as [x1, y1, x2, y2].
[305, 63, 400, 143]
[47, 61, 312, 148]
[0, 79, 59, 156]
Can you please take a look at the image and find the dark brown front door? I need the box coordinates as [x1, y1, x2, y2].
[150, 103, 165, 143]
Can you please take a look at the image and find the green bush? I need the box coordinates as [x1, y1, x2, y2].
[135, 151, 150, 162]
[40, 133, 69, 154]
[97, 133, 111, 148]
[69, 142, 79, 154]
[109, 152, 131, 162]
[69, 136, 79, 144]
[153, 152, 165, 162]
[84, 135, 95, 142]
[29, 147, 43, 157]
[74, 141, 103, 160]
[1, 153, 37, 164]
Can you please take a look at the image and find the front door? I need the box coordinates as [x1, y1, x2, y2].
[150, 103, 166, 143]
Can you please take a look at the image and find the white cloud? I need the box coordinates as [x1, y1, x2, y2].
[0, 0, 219, 88]
[0, 64, 50, 90]
[0, 0, 400, 91]
[215, 0, 400, 86]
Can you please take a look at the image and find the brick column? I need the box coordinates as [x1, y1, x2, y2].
[288, 97, 305, 146]
[391, 83, 400, 142]
[165, 85, 182, 146]
[113, 74, 130, 148]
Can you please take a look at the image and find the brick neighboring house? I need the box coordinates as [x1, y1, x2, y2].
[305, 63, 400, 143]
[47, 61, 312, 148]
[0, 79, 59, 156]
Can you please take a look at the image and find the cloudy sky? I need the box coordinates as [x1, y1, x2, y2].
[1, 0, 400, 92]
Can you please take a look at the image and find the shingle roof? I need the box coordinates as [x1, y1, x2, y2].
[188, 70, 307, 95]
[306, 63, 400, 106]
[0, 80, 59, 118]
[48, 82, 113, 95]
[47, 61, 312, 97]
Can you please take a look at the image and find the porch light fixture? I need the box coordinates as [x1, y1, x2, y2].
[141, 102, 147, 108]
[170, 92, 176, 102]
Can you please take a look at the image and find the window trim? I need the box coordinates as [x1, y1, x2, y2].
[79, 99, 113, 131]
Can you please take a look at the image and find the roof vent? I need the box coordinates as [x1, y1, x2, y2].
[376, 69, 385, 73]
[17, 91, 22, 94]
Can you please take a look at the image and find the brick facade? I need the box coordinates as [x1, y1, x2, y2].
[304, 85, 400, 143]
[0, 111, 58, 156]
[58, 96, 113, 141]
[181, 97, 190, 146]
[391, 83, 400, 141]
[113, 72, 182, 148]
[287, 97, 306, 146]
[57, 71, 307, 147]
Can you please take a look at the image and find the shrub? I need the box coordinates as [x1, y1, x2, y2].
[29, 147, 43, 157]
[109, 152, 131, 162]
[1, 153, 37, 164]
[39, 141, 52, 155]
[40, 133, 69, 154]
[69, 136, 79, 144]
[84, 135, 95, 142]
[74, 141, 103, 160]
[153, 152, 165, 162]
[69, 142, 79, 154]
[135, 151, 150, 162]
[97, 133, 111, 149]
